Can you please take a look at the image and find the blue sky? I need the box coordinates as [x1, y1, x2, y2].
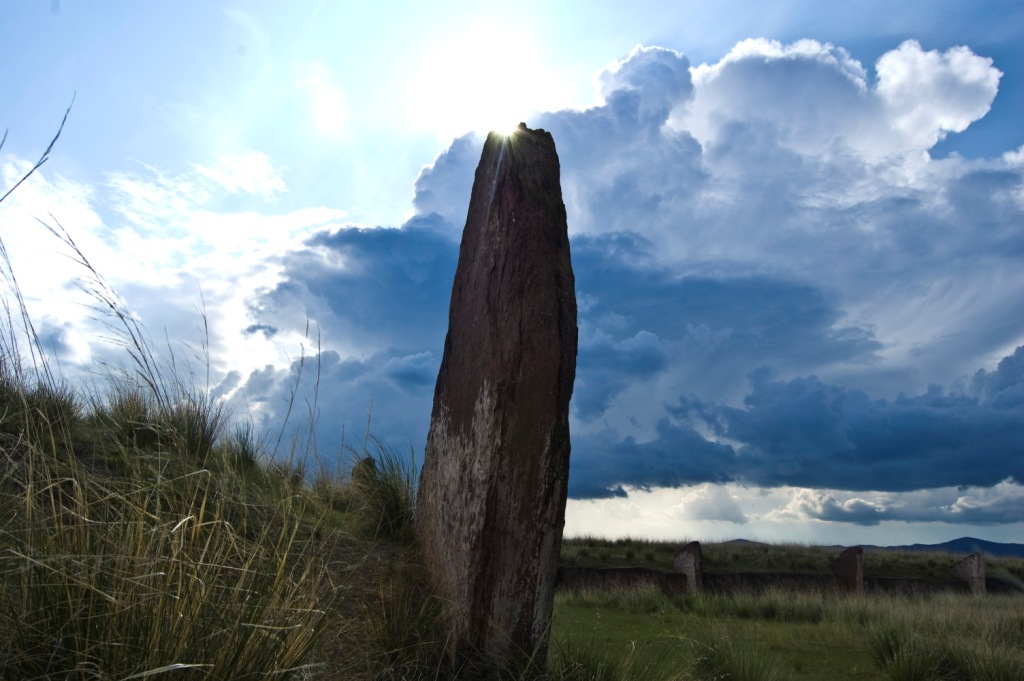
[2, 1, 1023, 546]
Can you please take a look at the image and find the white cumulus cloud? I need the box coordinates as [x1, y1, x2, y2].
[877, 40, 1002, 151]
[678, 38, 1001, 163]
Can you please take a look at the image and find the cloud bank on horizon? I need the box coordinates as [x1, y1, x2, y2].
[3, 37, 1023, 535]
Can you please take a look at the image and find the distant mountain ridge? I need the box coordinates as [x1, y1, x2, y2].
[862, 537, 1024, 559]
[723, 536, 1024, 558]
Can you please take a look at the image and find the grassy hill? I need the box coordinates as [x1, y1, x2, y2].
[0, 345, 425, 678]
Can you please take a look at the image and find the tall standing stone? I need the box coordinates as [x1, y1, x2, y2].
[416, 124, 577, 669]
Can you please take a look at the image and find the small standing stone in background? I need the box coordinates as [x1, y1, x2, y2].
[951, 552, 987, 595]
[831, 546, 864, 594]
[674, 541, 703, 592]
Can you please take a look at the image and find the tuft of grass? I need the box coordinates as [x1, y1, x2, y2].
[867, 607, 1024, 681]
[223, 420, 265, 473]
[0, 373, 80, 446]
[868, 620, 916, 672]
[688, 638, 788, 681]
[557, 585, 669, 616]
[347, 437, 417, 543]
[159, 388, 224, 461]
[92, 379, 159, 450]
[550, 635, 667, 681]
[347, 563, 454, 680]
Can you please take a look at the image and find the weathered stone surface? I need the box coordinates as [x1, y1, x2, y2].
[673, 541, 703, 592]
[832, 546, 864, 593]
[416, 124, 577, 667]
[951, 552, 987, 595]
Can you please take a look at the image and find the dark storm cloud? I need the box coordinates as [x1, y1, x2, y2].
[570, 231, 882, 413]
[223, 347, 438, 463]
[250, 213, 458, 355]
[573, 232, 880, 365]
[239, 213, 897, 489]
[973, 346, 1024, 408]
[732, 379, 1011, 491]
[534, 50, 705, 237]
[946, 168, 1024, 258]
[228, 215, 460, 456]
[672, 347, 1024, 494]
[568, 421, 736, 499]
[574, 328, 670, 419]
[567, 345, 1024, 501]
[229, 214, 458, 458]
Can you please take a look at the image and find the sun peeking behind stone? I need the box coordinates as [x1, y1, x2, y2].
[495, 121, 529, 139]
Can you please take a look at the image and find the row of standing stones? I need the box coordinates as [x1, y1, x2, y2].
[556, 542, 996, 596]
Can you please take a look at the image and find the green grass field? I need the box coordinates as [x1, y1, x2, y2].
[552, 585, 1024, 680]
